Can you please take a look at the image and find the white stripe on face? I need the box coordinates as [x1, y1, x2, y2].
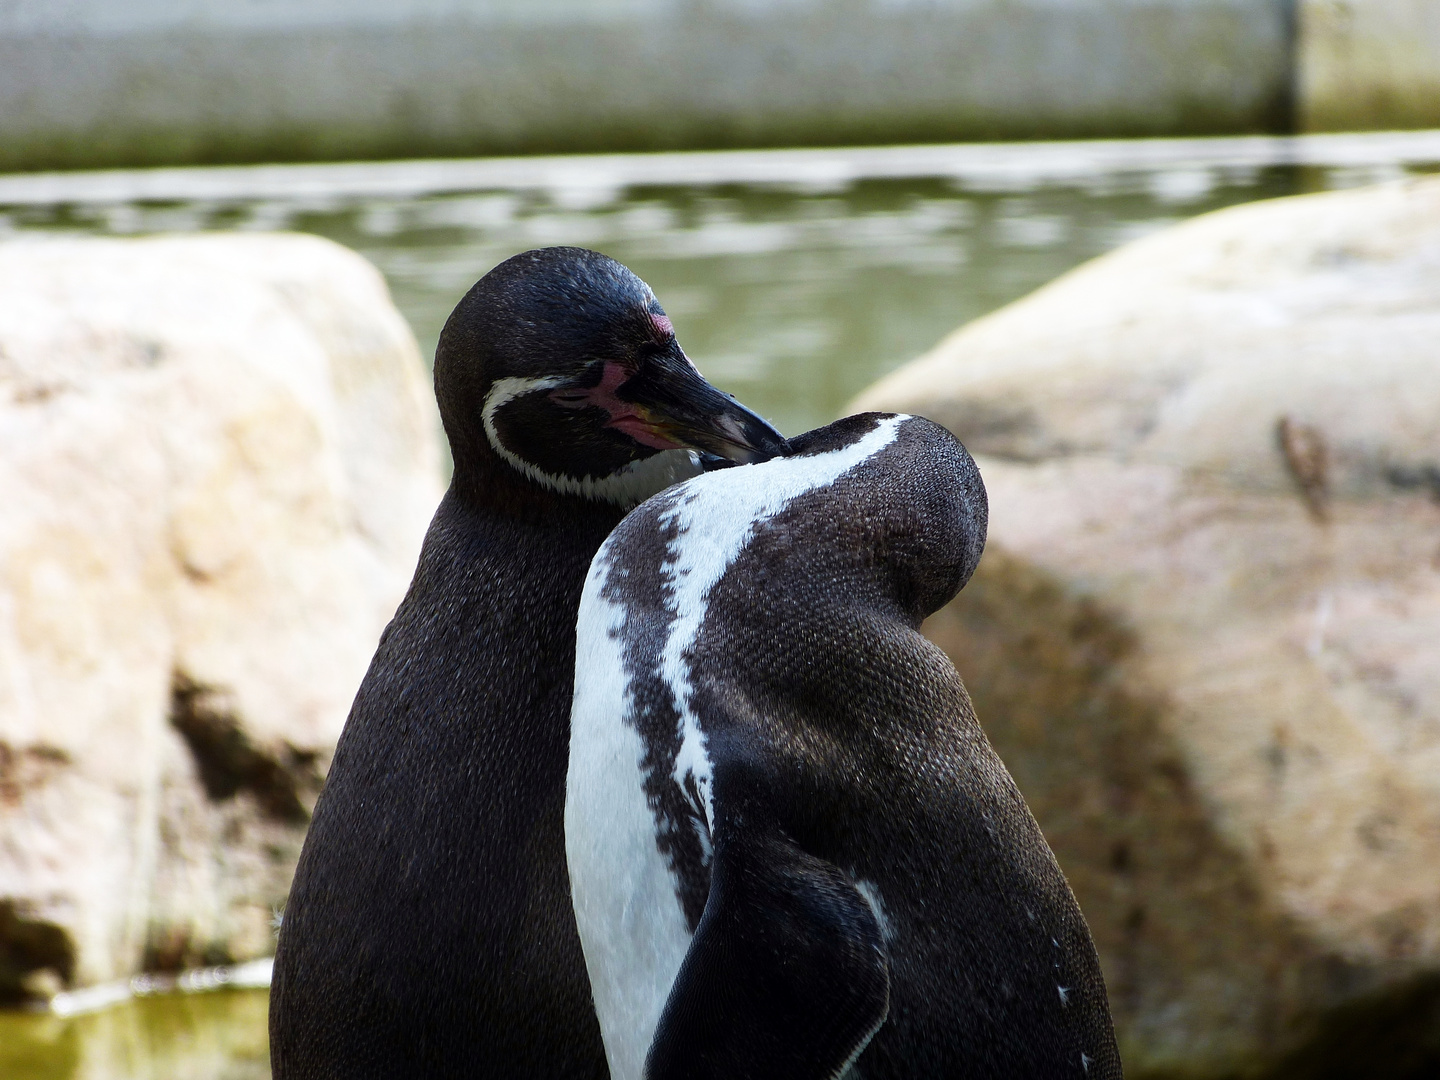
[481, 375, 701, 506]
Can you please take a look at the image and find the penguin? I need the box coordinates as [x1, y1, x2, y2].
[566, 412, 1122, 1080]
[270, 248, 788, 1080]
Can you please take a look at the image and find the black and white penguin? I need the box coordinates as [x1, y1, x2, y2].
[270, 247, 787, 1080]
[566, 412, 1121, 1080]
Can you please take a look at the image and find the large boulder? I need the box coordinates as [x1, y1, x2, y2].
[855, 177, 1440, 1077]
[0, 234, 442, 1003]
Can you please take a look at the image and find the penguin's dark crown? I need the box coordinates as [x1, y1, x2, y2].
[434, 247, 786, 507]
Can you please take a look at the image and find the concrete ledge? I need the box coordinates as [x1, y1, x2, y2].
[6, 130, 1440, 209]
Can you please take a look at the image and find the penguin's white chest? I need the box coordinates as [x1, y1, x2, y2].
[566, 581, 695, 1080]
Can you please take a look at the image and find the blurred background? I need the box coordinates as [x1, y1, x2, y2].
[2, 2, 1440, 1078]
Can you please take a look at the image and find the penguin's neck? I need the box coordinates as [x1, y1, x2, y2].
[447, 448, 631, 535]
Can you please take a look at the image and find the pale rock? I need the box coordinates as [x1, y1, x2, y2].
[855, 177, 1440, 1076]
[0, 233, 442, 1000]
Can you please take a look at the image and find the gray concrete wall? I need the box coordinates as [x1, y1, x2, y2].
[1298, 0, 1440, 131]
[0, 0, 1296, 172]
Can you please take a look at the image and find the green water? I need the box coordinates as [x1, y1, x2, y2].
[1, 144, 1436, 1078]
[10, 157, 1423, 441]
[0, 991, 268, 1080]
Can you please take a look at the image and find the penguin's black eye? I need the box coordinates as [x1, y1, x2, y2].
[550, 389, 591, 408]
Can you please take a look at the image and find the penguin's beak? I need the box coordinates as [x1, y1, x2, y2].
[597, 347, 788, 464]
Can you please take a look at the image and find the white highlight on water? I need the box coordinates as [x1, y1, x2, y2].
[6, 132, 1440, 208]
[45, 957, 273, 1018]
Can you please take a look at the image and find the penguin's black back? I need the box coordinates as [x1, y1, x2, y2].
[567, 413, 1121, 1080]
[272, 487, 618, 1079]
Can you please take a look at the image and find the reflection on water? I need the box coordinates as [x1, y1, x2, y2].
[1, 138, 1437, 1077]
[7, 151, 1434, 440]
[0, 990, 268, 1080]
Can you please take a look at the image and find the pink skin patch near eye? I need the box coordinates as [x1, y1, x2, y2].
[548, 360, 684, 451]
[649, 313, 673, 342]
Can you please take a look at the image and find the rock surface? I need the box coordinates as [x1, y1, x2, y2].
[855, 177, 1440, 1076]
[0, 234, 442, 1002]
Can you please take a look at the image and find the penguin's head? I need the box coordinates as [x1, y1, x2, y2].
[435, 247, 787, 507]
[782, 414, 988, 624]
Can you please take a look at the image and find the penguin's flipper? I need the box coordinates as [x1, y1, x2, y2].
[645, 830, 889, 1080]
